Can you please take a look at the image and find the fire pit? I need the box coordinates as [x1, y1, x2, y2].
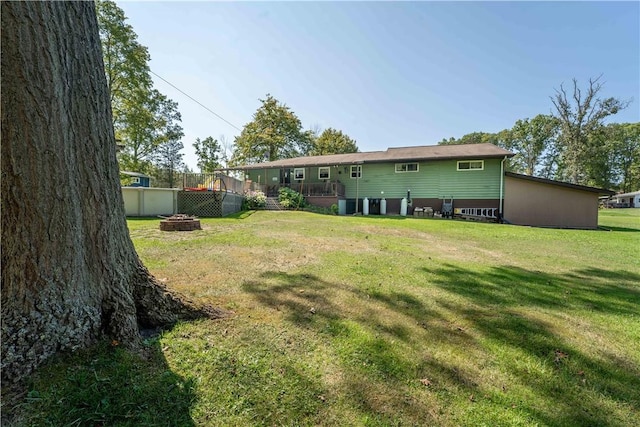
[159, 214, 201, 231]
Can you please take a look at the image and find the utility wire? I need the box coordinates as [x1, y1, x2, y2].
[149, 70, 242, 131]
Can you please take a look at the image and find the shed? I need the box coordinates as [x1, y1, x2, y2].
[503, 172, 614, 229]
[121, 171, 150, 188]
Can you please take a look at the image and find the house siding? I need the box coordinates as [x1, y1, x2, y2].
[341, 159, 503, 200]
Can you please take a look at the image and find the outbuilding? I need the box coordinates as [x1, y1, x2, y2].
[121, 171, 150, 188]
[503, 172, 614, 229]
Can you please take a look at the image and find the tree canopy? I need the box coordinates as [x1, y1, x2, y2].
[96, 0, 184, 181]
[193, 136, 222, 173]
[550, 75, 630, 185]
[231, 94, 311, 165]
[310, 128, 359, 155]
[509, 115, 560, 176]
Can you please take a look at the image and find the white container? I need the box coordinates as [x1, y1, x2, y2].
[380, 198, 387, 215]
[338, 199, 346, 215]
[400, 198, 408, 216]
[363, 197, 369, 215]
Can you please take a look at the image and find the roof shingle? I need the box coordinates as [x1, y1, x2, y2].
[234, 143, 514, 170]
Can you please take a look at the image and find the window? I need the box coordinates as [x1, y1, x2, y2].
[294, 168, 305, 180]
[350, 165, 362, 179]
[457, 160, 484, 171]
[318, 167, 330, 180]
[395, 162, 419, 173]
[132, 177, 141, 184]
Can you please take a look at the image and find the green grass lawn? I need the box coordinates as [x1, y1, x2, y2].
[8, 209, 640, 426]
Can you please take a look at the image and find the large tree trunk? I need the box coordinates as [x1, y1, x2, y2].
[1, 1, 224, 383]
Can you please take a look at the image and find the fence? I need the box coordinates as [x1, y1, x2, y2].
[181, 172, 246, 194]
[122, 187, 180, 216]
[177, 192, 243, 217]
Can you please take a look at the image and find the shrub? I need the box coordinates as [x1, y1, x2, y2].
[330, 204, 339, 215]
[244, 190, 267, 209]
[278, 187, 305, 209]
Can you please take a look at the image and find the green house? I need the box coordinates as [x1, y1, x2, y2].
[234, 143, 514, 215]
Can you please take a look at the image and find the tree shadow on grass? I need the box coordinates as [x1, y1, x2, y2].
[3, 336, 197, 427]
[426, 263, 640, 426]
[425, 264, 640, 317]
[242, 266, 640, 426]
[598, 225, 640, 232]
[242, 271, 451, 425]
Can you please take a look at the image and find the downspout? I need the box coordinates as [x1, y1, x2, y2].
[355, 170, 359, 214]
[354, 162, 363, 214]
[499, 156, 506, 218]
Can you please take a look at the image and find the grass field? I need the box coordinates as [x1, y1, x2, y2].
[8, 209, 640, 426]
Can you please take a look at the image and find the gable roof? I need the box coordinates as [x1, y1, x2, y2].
[505, 172, 615, 195]
[233, 143, 514, 170]
[121, 171, 150, 178]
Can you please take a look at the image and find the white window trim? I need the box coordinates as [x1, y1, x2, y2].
[132, 177, 141, 184]
[293, 168, 305, 180]
[350, 165, 362, 179]
[395, 162, 419, 173]
[457, 160, 484, 171]
[318, 167, 330, 180]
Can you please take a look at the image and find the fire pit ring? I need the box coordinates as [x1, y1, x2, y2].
[159, 214, 202, 231]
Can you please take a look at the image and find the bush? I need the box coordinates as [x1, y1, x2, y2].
[244, 190, 266, 209]
[330, 204, 339, 215]
[278, 187, 305, 209]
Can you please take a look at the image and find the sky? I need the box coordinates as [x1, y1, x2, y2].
[116, 1, 640, 170]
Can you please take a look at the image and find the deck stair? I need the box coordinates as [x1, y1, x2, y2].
[264, 197, 284, 210]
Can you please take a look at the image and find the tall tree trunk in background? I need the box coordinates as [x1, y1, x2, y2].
[1, 1, 223, 383]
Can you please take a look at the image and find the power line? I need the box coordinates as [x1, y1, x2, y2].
[149, 70, 242, 131]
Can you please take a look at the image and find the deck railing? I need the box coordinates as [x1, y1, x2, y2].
[179, 173, 344, 198]
[181, 173, 246, 194]
[260, 182, 345, 197]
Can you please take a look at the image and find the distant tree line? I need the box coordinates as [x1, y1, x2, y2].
[439, 76, 638, 192]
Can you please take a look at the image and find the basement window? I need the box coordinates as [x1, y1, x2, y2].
[350, 165, 362, 179]
[457, 160, 484, 171]
[318, 167, 330, 180]
[395, 162, 419, 173]
[294, 168, 305, 180]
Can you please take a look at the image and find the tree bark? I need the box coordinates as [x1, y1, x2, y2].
[1, 1, 224, 383]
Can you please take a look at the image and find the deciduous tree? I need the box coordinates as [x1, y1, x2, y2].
[97, 0, 183, 176]
[510, 115, 560, 176]
[118, 89, 182, 175]
[550, 75, 630, 184]
[231, 94, 308, 165]
[96, 0, 152, 129]
[193, 136, 222, 173]
[1, 1, 222, 383]
[597, 122, 640, 192]
[311, 128, 359, 155]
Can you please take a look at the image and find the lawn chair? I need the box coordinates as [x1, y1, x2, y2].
[442, 197, 453, 218]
